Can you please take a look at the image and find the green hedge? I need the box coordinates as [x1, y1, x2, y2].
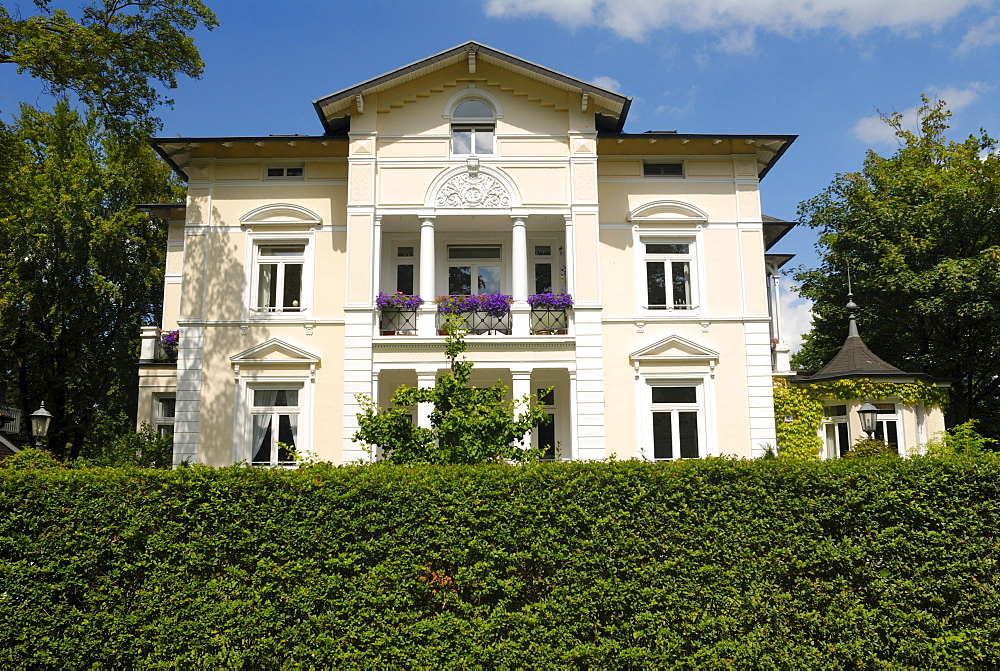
[1, 457, 998, 667]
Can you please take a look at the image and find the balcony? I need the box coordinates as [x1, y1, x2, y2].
[436, 294, 512, 335]
[530, 308, 569, 335]
[379, 308, 419, 336]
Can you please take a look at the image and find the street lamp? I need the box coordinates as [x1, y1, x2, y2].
[30, 402, 53, 448]
[857, 399, 878, 438]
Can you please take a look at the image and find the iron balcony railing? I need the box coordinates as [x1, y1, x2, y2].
[530, 308, 569, 335]
[437, 308, 512, 335]
[379, 308, 419, 335]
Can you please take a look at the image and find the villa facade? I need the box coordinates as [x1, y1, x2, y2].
[137, 42, 800, 466]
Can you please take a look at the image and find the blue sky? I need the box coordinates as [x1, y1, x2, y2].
[4, 0, 1000, 348]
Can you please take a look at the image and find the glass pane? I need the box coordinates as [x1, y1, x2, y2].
[644, 163, 683, 176]
[449, 266, 472, 295]
[452, 129, 471, 154]
[537, 388, 555, 406]
[874, 403, 895, 413]
[475, 129, 494, 154]
[277, 414, 296, 454]
[396, 264, 414, 295]
[534, 245, 552, 256]
[646, 261, 666, 309]
[477, 266, 501, 294]
[652, 387, 697, 404]
[652, 412, 673, 459]
[274, 390, 298, 407]
[252, 421, 272, 463]
[454, 99, 493, 119]
[672, 261, 691, 307]
[449, 246, 501, 260]
[678, 412, 699, 458]
[285, 167, 303, 177]
[397, 246, 414, 258]
[266, 168, 284, 177]
[837, 422, 850, 457]
[646, 243, 689, 254]
[157, 424, 174, 437]
[824, 424, 837, 459]
[534, 263, 552, 294]
[885, 421, 899, 453]
[283, 263, 302, 310]
[259, 245, 305, 257]
[824, 405, 847, 417]
[257, 264, 276, 308]
[158, 397, 176, 418]
[539, 414, 556, 460]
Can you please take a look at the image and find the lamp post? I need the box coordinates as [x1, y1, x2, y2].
[857, 399, 878, 438]
[30, 402, 53, 448]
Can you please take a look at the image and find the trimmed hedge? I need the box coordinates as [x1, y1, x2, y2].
[1, 457, 999, 667]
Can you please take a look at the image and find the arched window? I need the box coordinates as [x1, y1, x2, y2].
[451, 98, 495, 156]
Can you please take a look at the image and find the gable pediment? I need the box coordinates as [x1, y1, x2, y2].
[630, 335, 719, 363]
[628, 200, 709, 223]
[239, 203, 322, 228]
[231, 338, 320, 364]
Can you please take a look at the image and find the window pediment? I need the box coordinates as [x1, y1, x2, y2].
[630, 335, 719, 363]
[628, 200, 709, 223]
[231, 339, 320, 364]
[239, 203, 323, 228]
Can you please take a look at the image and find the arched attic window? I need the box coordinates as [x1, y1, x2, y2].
[451, 98, 495, 156]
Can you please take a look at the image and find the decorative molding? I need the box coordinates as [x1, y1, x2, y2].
[629, 335, 720, 364]
[239, 203, 323, 228]
[435, 170, 512, 208]
[627, 199, 709, 223]
[230, 338, 321, 381]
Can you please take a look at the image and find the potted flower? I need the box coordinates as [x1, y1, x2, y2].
[376, 292, 423, 335]
[436, 293, 513, 334]
[528, 293, 573, 334]
[160, 330, 179, 361]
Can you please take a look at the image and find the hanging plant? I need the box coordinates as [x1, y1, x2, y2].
[527, 292, 574, 310]
[376, 292, 424, 311]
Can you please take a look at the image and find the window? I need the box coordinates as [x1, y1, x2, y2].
[451, 99, 495, 155]
[822, 404, 849, 459]
[532, 243, 561, 294]
[154, 395, 175, 439]
[395, 246, 415, 295]
[644, 162, 684, 177]
[253, 243, 305, 313]
[250, 388, 300, 467]
[537, 387, 557, 461]
[266, 166, 304, 179]
[644, 241, 694, 310]
[448, 245, 502, 295]
[649, 384, 702, 460]
[872, 402, 901, 454]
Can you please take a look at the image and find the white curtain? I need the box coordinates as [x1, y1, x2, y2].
[251, 389, 279, 463]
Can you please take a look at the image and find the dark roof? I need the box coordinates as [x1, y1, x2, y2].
[312, 41, 633, 134]
[807, 334, 908, 381]
[762, 215, 795, 249]
[600, 133, 797, 179]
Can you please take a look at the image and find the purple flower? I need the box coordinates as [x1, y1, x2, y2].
[436, 293, 512, 317]
[527, 293, 574, 310]
[376, 292, 424, 311]
[160, 330, 179, 357]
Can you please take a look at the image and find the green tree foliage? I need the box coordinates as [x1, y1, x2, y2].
[794, 97, 1000, 435]
[924, 419, 996, 456]
[0, 101, 183, 459]
[354, 318, 552, 464]
[0, 0, 218, 132]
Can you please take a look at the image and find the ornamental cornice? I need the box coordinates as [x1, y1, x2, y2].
[435, 171, 511, 208]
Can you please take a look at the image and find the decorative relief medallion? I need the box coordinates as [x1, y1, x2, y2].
[436, 172, 511, 208]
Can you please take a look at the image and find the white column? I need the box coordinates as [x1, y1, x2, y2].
[511, 369, 532, 415]
[511, 216, 530, 336]
[568, 370, 578, 460]
[369, 370, 380, 462]
[416, 370, 437, 429]
[372, 215, 383, 298]
[418, 217, 436, 336]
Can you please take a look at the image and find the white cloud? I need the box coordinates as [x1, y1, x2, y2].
[655, 84, 699, 118]
[958, 14, 1000, 53]
[851, 82, 989, 146]
[590, 75, 622, 92]
[779, 286, 813, 355]
[484, 0, 991, 43]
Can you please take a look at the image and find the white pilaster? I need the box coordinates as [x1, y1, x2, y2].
[172, 324, 204, 466]
[744, 320, 778, 457]
[341, 308, 375, 463]
[511, 369, 532, 416]
[416, 371, 437, 429]
[563, 214, 576, 298]
[573, 307, 606, 460]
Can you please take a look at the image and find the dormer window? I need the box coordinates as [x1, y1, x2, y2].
[451, 98, 495, 156]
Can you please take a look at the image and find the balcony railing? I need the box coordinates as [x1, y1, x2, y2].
[530, 308, 569, 335]
[0, 407, 21, 434]
[437, 308, 511, 335]
[379, 308, 418, 335]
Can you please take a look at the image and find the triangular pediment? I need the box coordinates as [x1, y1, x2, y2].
[231, 338, 320, 364]
[628, 200, 709, 223]
[630, 335, 719, 362]
[239, 203, 322, 227]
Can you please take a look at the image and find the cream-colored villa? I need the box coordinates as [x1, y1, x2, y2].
[138, 41, 808, 467]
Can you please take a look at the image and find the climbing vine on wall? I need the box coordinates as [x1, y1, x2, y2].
[772, 377, 948, 460]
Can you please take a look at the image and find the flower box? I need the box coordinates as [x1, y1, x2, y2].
[375, 292, 424, 311]
[527, 292, 573, 310]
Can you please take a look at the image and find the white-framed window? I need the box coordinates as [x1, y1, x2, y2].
[249, 386, 301, 467]
[536, 387, 558, 461]
[265, 165, 304, 180]
[395, 245, 415, 295]
[643, 161, 684, 178]
[251, 240, 309, 315]
[153, 395, 175, 439]
[450, 98, 495, 156]
[822, 404, 849, 459]
[647, 382, 704, 460]
[643, 240, 695, 310]
[530, 242, 562, 294]
[872, 402, 902, 454]
[447, 245, 502, 295]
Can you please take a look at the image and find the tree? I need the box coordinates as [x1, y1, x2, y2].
[794, 97, 1000, 436]
[0, 0, 218, 131]
[354, 318, 553, 464]
[0, 101, 183, 459]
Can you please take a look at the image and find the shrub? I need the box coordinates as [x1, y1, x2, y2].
[1, 457, 998, 666]
[841, 436, 900, 459]
[0, 446, 63, 470]
[923, 419, 996, 456]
